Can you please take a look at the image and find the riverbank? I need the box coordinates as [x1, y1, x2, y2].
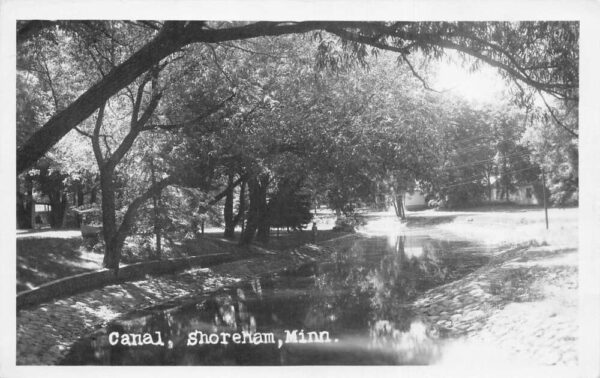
[16, 206, 580, 366]
[402, 206, 578, 366]
[412, 242, 577, 366]
[16, 234, 359, 364]
[16, 220, 341, 292]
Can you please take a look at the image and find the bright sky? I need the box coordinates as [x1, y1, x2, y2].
[432, 55, 509, 104]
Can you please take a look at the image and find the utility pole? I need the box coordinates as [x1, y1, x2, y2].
[541, 168, 549, 230]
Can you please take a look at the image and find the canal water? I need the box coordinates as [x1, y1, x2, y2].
[61, 229, 491, 365]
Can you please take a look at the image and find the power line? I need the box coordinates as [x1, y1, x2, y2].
[440, 150, 532, 171]
[440, 164, 536, 188]
[439, 166, 539, 190]
[446, 143, 492, 155]
[450, 134, 493, 149]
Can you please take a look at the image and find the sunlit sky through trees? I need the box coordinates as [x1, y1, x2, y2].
[432, 55, 507, 104]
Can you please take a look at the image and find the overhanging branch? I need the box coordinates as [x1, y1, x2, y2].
[538, 91, 578, 138]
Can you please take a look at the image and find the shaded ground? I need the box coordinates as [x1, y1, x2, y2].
[16, 235, 359, 364]
[405, 214, 458, 227]
[16, 212, 345, 292]
[200, 228, 344, 251]
[17, 235, 103, 292]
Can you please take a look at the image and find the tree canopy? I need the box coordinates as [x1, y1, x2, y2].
[17, 21, 578, 174]
[16, 20, 579, 270]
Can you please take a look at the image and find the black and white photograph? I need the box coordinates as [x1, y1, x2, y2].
[2, 1, 600, 377]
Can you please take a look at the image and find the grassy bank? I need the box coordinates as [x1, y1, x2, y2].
[406, 206, 578, 248]
[16, 233, 359, 365]
[17, 219, 349, 292]
[401, 205, 579, 366]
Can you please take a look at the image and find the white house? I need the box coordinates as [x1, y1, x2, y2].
[32, 202, 52, 228]
[404, 191, 427, 211]
[489, 183, 539, 205]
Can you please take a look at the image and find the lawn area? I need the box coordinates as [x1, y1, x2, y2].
[406, 205, 578, 247]
[200, 228, 344, 251]
[17, 231, 103, 292]
[16, 209, 347, 292]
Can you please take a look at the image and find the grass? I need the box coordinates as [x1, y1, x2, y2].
[17, 235, 103, 292]
[406, 206, 578, 248]
[199, 228, 346, 251]
[16, 212, 348, 292]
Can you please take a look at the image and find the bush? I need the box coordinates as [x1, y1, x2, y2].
[428, 199, 440, 208]
[269, 181, 314, 231]
[332, 214, 366, 232]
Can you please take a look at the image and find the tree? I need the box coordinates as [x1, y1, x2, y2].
[16, 20, 578, 261]
[17, 22, 227, 268]
[424, 99, 543, 208]
[522, 103, 578, 205]
[17, 21, 578, 174]
[429, 100, 498, 207]
[300, 50, 444, 217]
[269, 178, 314, 232]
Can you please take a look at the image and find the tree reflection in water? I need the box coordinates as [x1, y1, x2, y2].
[61, 234, 489, 365]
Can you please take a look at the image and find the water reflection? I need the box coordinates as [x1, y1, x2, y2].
[61, 230, 489, 365]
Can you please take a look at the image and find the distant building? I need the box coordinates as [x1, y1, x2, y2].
[404, 191, 427, 211]
[489, 183, 539, 205]
[32, 202, 52, 228]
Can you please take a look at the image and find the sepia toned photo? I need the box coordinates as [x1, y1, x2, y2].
[4, 5, 596, 375]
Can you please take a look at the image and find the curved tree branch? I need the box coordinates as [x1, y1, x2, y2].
[112, 176, 175, 253]
[538, 91, 578, 138]
[92, 102, 107, 167]
[17, 21, 578, 174]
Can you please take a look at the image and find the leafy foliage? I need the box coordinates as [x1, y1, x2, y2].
[268, 179, 314, 230]
[15, 21, 578, 267]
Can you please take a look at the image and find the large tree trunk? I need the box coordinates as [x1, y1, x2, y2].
[17, 192, 32, 229]
[100, 170, 119, 270]
[104, 239, 121, 273]
[90, 186, 97, 203]
[240, 175, 269, 245]
[233, 179, 247, 235]
[486, 172, 492, 200]
[255, 175, 271, 244]
[101, 170, 173, 272]
[75, 182, 85, 226]
[223, 173, 236, 239]
[76, 184, 85, 206]
[18, 177, 34, 229]
[399, 194, 406, 219]
[48, 191, 67, 228]
[240, 177, 260, 245]
[393, 192, 406, 220]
